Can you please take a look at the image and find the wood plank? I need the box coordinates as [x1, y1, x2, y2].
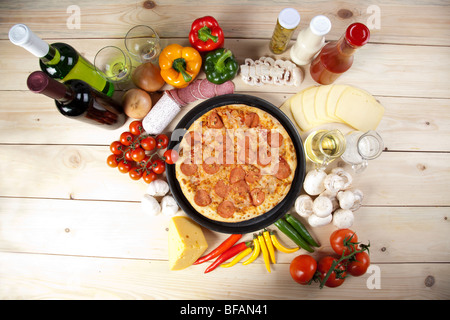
[0, 145, 448, 206]
[1, 38, 449, 98]
[0, 0, 449, 46]
[0, 197, 448, 263]
[1, 89, 449, 152]
[0, 252, 448, 299]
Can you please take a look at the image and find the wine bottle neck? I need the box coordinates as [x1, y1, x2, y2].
[27, 71, 74, 103]
[41, 45, 61, 65]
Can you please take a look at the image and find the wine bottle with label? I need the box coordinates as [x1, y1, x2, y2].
[9, 24, 115, 97]
[27, 71, 126, 129]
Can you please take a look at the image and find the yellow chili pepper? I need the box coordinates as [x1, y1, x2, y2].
[263, 229, 276, 264]
[258, 233, 271, 273]
[220, 247, 253, 268]
[270, 231, 299, 253]
[159, 43, 202, 88]
[243, 235, 260, 265]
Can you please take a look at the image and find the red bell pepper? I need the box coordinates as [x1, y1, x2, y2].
[189, 16, 224, 53]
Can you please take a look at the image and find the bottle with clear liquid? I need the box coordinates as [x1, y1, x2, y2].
[9, 24, 115, 97]
[27, 71, 125, 129]
[304, 129, 346, 167]
[290, 15, 331, 66]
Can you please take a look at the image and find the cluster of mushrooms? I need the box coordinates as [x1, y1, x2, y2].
[295, 167, 364, 229]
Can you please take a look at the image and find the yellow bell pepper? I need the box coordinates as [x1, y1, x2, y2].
[159, 43, 202, 88]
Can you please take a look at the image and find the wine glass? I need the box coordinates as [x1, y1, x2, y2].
[94, 46, 132, 83]
[124, 25, 161, 64]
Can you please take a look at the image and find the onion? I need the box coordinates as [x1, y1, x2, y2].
[132, 62, 165, 92]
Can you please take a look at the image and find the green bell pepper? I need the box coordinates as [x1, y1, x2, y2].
[204, 48, 239, 84]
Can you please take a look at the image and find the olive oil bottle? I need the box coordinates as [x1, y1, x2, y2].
[304, 129, 346, 165]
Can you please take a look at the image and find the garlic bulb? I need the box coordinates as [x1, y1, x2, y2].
[146, 179, 170, 197]
[141, 194, 161, 216]
[160, 195, 179, 217]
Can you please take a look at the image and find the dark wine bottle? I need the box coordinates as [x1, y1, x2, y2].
[9, 24, 115, 97]
[27, 71, 126, 129]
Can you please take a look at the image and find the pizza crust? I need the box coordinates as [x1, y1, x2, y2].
[175, 104, 297, 223]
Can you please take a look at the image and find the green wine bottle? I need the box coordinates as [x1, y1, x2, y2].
[9, 24, 114, 97]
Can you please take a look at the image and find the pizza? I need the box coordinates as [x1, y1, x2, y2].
[175, 104, 297, 223]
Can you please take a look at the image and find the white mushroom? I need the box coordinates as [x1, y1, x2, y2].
[319, 190, 339, 211]
[337, 190, 356, 210]
[312, 195, 333, 217]
[146, 179, 170, 197]
[350, 189, 364, 211]
[308, 213, 332, 227]
[141, 194, 161, 216]
[294, 194, 314, 218]
[303, 169, 327, 196]
[332, 209, 355, 229]
[324, 173, 346, 193]
[160, 195, 179, 217]
[330, 167, 353, 189]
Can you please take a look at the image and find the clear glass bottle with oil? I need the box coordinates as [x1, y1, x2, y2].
[269, 8, 301, 54]
[304, 129, 346, 167]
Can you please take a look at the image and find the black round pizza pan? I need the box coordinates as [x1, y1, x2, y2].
[166, 93, 306, 234]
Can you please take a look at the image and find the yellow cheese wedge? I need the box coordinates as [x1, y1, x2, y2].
[168, 216, 208, 271]
[335, 87, 385, 131]
[326, 84, 348, 121]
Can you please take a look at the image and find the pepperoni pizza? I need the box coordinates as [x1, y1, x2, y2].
[175, 105, 297, 223]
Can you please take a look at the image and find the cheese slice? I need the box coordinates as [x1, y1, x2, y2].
[168, 216, 208, 270]
[314, 84, 334, 122]
[335, 87, 385, 131]
[302, 86, 324, 126]
[326, 84, 348, 121]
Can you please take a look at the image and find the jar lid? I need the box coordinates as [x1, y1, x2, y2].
[345, 23, 370, 47]
[309, 15, 332, 36]
[278, 8, 301, 30]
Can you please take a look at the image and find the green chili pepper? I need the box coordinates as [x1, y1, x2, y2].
[285, 214, 320, 247]
[204, 48, 239, 84]
[274, 218, 314, 253]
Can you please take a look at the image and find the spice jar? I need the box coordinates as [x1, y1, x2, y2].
[269, 8, 301, 54]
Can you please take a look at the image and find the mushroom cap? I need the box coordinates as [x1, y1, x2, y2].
[332, 209, 354, 229]
[303, 169, 327, 196]
[308, 213, 332, 227]
[312, 196, 333, 217]
[295, 194, 314, 217]
[337, 190, 356, 210]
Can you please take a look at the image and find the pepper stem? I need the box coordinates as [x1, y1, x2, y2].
[198, 26, 218, 43]
[215, 49, 233, 72]
[172, 58, 192, 83]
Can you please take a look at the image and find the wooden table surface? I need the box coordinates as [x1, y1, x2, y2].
[0, 0, 449, 301]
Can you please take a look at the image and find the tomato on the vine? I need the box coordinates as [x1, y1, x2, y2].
[330, 229, 359, 256]
[347, 251, 370, 277]
[110, 141, 123, 155]
[152, 159, 166, 174]
[106, 154, 119, 168]
[129, 168, 143, 180]
[141, 136, 156, 151]
[289, 255, 317, 285]
[131, 147, 146, 162]
[129, 120, 144, 136]
[156, 134, 169, 149]
[125, 150, 133, 161]
[117, 161, 132, 174]
[163, 149, 179, 164]
[317, 256, 347, 288]
[143, 170, 157, 184]
[120, 132, 134, 146]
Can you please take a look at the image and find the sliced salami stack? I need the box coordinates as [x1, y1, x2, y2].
[167, 79, 235, 107]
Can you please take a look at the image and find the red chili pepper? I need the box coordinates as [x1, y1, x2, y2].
[189, 16, 225, 53]
[193, 234, 242, 265]
[204, 241, 253, 273]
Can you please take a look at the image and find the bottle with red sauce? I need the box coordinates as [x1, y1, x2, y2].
[310, 22, 370, 85]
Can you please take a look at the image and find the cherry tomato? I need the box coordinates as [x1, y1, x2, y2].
[289, 255, 317, 285]
[131, 147, 146, 162]
[347, 251, 370, 277]
[117, 160, 132, 174]
[137, 155, 151, 168]
[125, 150, 133, 161]
[106, 154, 119, 168]
[317, 256, 347, 288]
[330, 229, 359, 256]
[110, 141, 123, 155]
[129, 120, 144, 136]
[129, 168, 143, 180]
[143, 170, 157, 184]
[163, 149, 179, 164]
[152, 159, 166, 174]
[156, 134, 169, 149]
[120, 132, 134, 146]
[141, 136, 156, 151]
